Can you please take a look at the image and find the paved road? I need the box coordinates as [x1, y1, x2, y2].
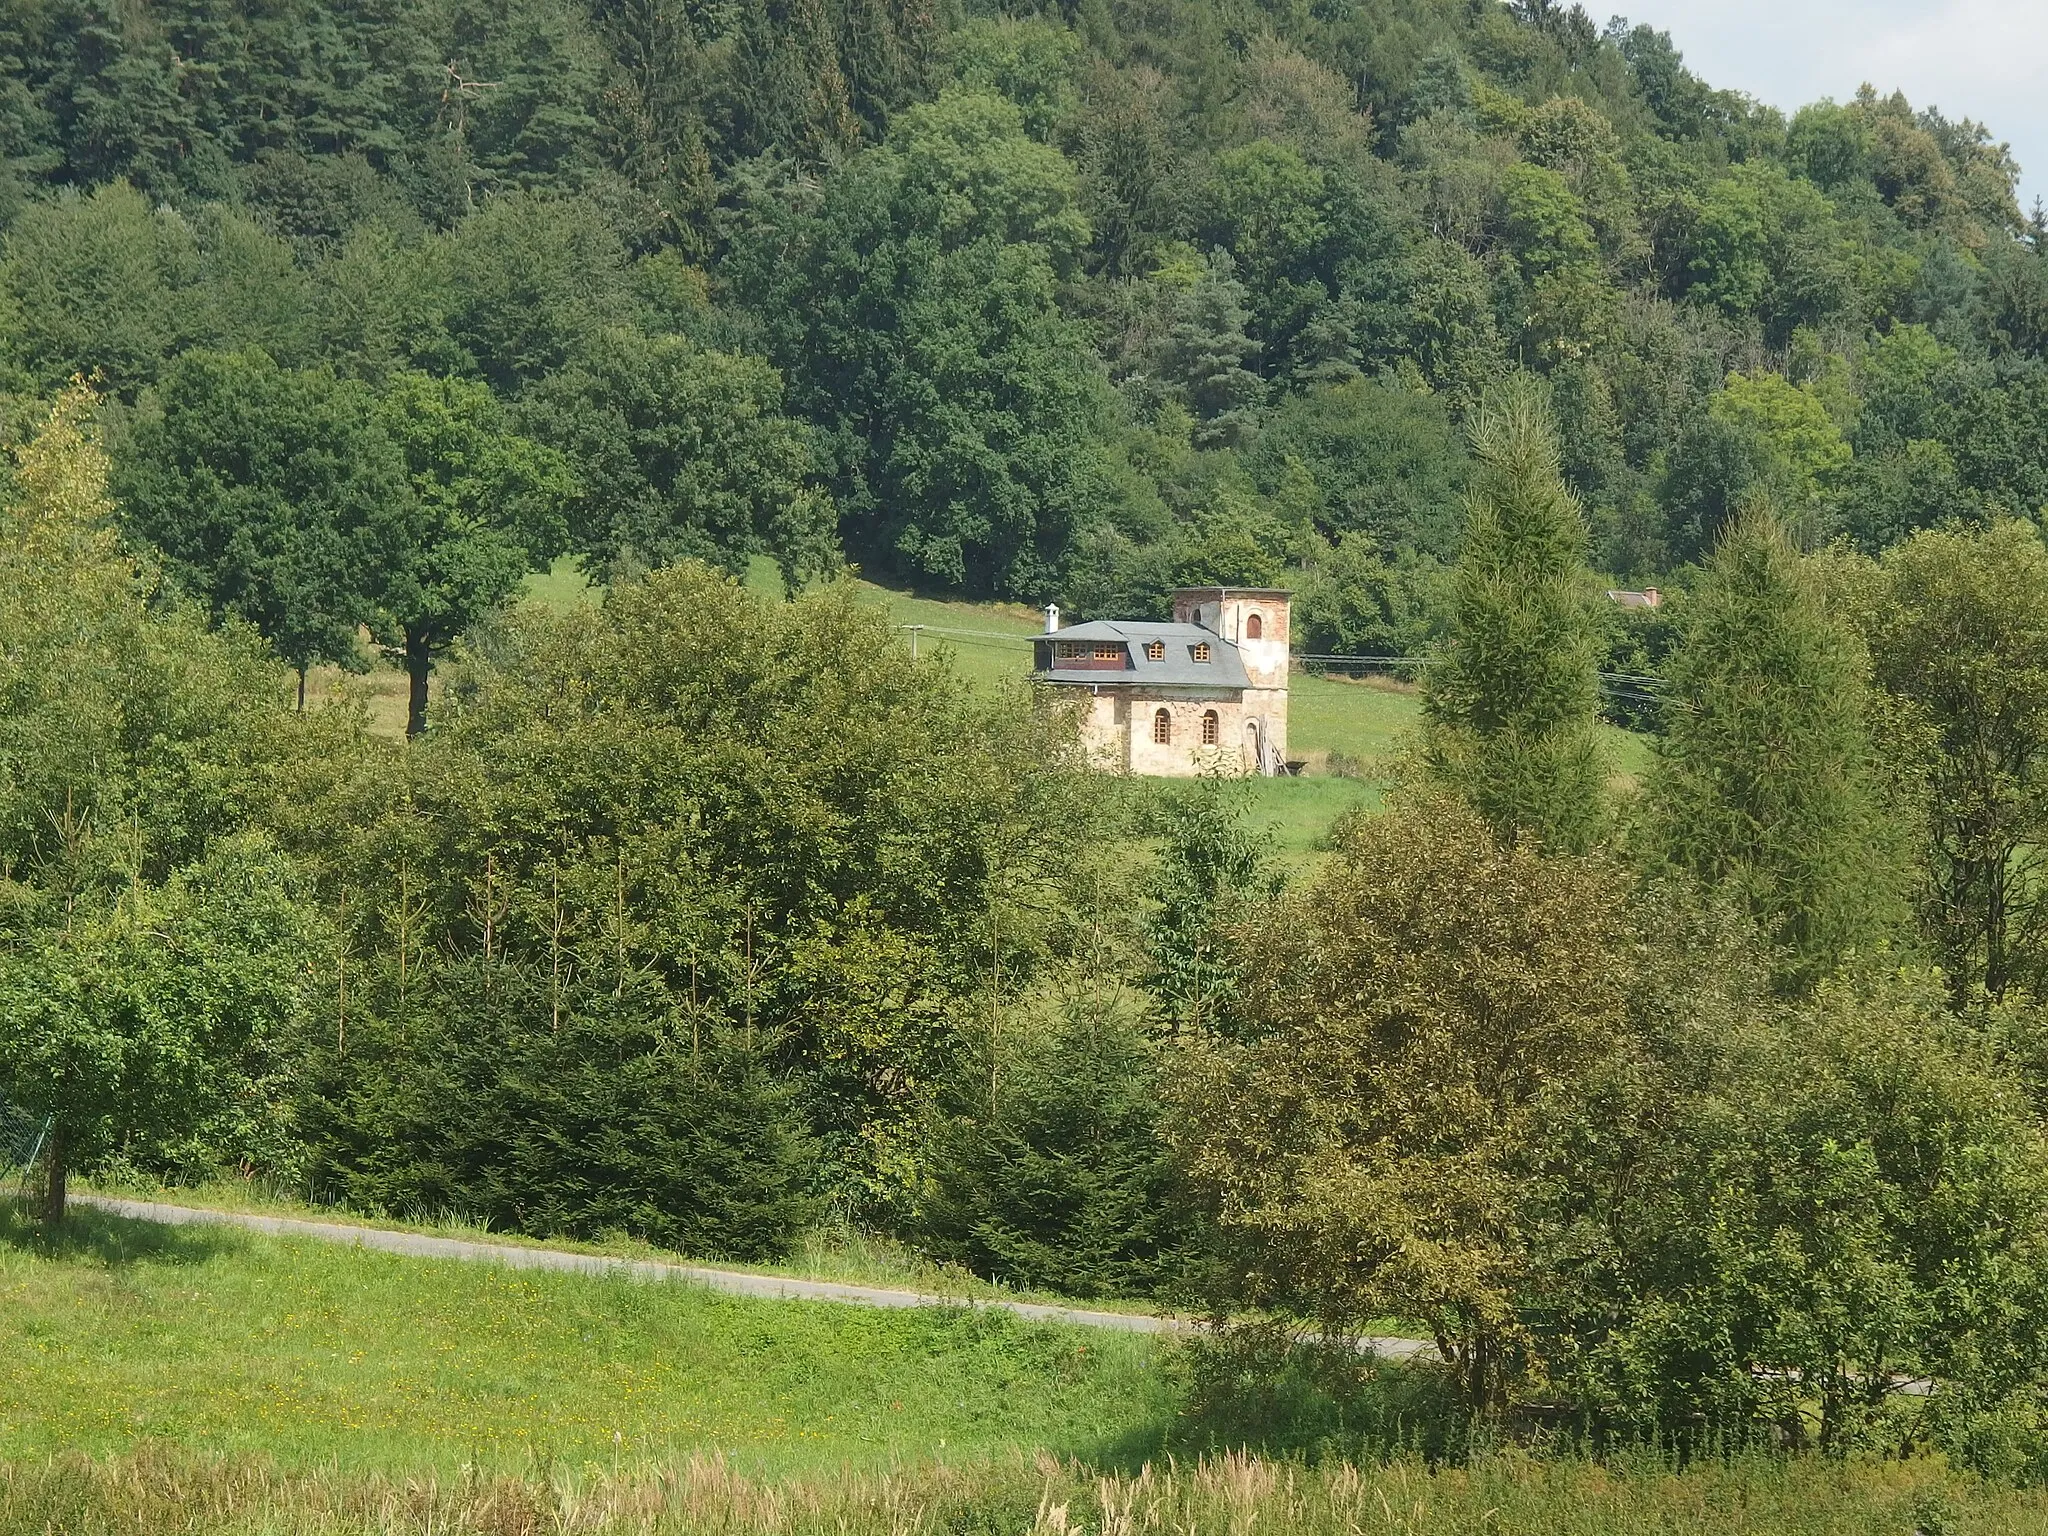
[77, 1194, 1434, 1360]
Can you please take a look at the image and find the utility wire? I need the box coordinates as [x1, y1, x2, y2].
[898, 629, 1681, 709]
[896, 624, 1038, 643]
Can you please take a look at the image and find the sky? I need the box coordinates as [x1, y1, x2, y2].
[1610, 0, 2047, 212]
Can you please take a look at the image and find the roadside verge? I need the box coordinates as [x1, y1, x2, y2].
[75, 1194, 1434, 1360]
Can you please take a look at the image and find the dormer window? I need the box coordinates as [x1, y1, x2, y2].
[1094, 643, 1122, 661]
[1191, 643, 1211, 663]
[1144, 641, 1165, 662]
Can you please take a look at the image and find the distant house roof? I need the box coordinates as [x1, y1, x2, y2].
[1606, 587, 1663, 609]
[1034, 621, 1252, 689]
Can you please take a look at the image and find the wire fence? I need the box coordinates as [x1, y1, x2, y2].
[896, 623, 1040, 658]
[0, 1098, 49, 1204]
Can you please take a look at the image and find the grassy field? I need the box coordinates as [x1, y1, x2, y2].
[523, 553, 605, 613]
[7, 1206, 2045, 1532]
[845, 575, 1048, 689]
[0, 1206, 1168, 1477]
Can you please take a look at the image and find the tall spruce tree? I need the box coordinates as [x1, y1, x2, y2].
[1422, 379, 1605, 852]
[1645, 507, 1904, 990]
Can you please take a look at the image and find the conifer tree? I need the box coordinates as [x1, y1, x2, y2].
[1645, 507, 1904, 990]
[1150, 251, 1265, 449]
[1422, 379, 1605, 852]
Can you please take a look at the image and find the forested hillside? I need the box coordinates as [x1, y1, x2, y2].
[23, 0, 2048, 1483]
[5, 0, 2043, 670]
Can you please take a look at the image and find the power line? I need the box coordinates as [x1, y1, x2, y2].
[1296, 653, 1681, 713]
[896, 623, 1038, 644]
[1297, 653, 1671, 690]
[897, 629, 1681, 710]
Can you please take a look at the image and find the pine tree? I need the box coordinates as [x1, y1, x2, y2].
[1152, 251, 1265, 449]
[1645, 507, 1904, 990]
[1422, 379, 1605, 852]
[728, 0, 862, 164]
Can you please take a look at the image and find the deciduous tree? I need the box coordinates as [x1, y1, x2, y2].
[0, 387, 308, 1220]
[739, 91, 1121, 597]
[115, 348, 404, 701]
[1863, 521, 2048, 1001]
[519, 329, 836, 585]
[369, 371, 576, 736]
[1174, 798, 1636, 1410]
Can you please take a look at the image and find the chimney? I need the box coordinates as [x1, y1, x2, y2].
[1044, 603, 1060, 634]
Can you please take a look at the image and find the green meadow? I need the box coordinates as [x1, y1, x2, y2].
[0, 1207, 1167, 1477]
[5, 1205, 2047, 1535]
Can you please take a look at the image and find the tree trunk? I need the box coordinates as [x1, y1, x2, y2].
[404, 629, 432, 739]
[39, 1122, 66, 1224]
[296, 667, 308, 712]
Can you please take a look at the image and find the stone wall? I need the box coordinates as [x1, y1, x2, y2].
[1077, 688, 1277, 776]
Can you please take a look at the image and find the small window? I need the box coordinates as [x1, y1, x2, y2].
[1152, 708, 1172, 745]
[1057, 642, 1088, 660]
[1201, 709, 1219, 745]
[1144, 641, 1165, 662]
[1191, 642, 1211, 663]
[1094, 643, 1122, 661]
[1246, 613, 1263, 640]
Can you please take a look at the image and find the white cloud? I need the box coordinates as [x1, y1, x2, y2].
[1611, 0, 2046, 209]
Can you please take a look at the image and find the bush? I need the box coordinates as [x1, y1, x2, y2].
[1545, 968, 2048, 1456]
[301, 962, 816, 1259]
[1176, 789, 2048, 1450]
[1293, 535, 1450, 658]
[1172, 1322, 1473, 1463]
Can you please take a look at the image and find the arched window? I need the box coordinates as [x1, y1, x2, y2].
[1152, 708, 1172, 745]
[1201, 710, 1219, 745]
[1246, 613, 1263, 640]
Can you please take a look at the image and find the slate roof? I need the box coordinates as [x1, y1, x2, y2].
[1033, 621, 1252, 689]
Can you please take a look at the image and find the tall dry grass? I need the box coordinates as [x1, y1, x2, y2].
[2, 1447, 2042, 1536]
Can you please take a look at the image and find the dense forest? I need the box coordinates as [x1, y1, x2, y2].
[6, 0, 2047, 678]
[18, 0, 2048, 1477]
